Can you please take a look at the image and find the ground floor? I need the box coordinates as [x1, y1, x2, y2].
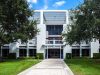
[18, 59, 74, 75]
[0, 45, 100, 59]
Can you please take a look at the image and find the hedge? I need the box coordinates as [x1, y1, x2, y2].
[65, 53, 72, 59]
[93, 53, 100, 59]
[36, 53, 43, 59]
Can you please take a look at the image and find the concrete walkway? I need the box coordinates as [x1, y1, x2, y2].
[18, 59, 74, 75]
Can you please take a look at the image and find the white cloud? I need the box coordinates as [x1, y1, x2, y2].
[27, 0, 37, 4]
[29, 4, 33, 8]
[41, 0, 48, 10]
[43, 5, 48, 10]
[53, 0, 66, 7]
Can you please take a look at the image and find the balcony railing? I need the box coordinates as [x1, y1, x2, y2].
[20, 39, 36, 46]
[46, 40, 63, 44]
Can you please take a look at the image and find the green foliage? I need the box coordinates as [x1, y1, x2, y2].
[63, 0, 100, 45]
[65, 53, 72, 59]
[93, 53, 100, 59]
[8, 53, 16, 59]
[36, 53, 43, 59]
[0, 0, 38, 46]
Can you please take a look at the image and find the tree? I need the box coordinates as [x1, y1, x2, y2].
[63, 0, 100, 45]
[0, 0, 38, 45]
[0, 0, 39, 58]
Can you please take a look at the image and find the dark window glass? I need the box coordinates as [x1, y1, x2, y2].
[19, 49, 27, 57]
[46, 25, 63, 35]
[82, 49, 90, 56]
[72, 49, 80, 57]
[29, 49, 36, 56]
[2, 49, 9, 57]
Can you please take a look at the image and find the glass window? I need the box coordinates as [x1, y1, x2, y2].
[46, 25, 63, 35]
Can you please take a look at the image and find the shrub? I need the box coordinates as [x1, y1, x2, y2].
[93, 53, 100, 59]
[66, 53, 72, 59]
[36, 53, 43, 59]
[8, 53, 16, 59]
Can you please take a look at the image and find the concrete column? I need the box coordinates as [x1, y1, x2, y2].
[16, 48, 19, 58]
[53, 40, 55, 44]
[27, 42, 29, 57]
[80, 45, 82, 57]
[66, 11, 69, 25]
[0, 46, 2, 57]
[40, 10, 43, 24]
[90, 39, 99, 58]
[44, 46, 46, 59]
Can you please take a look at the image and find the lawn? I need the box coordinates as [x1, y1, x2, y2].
[0, 59, 40, 75]
[65, 59, 100, 75]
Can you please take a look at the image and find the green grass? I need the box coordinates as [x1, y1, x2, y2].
[0, 59, 40, 75]
[65, 59, 100, 75]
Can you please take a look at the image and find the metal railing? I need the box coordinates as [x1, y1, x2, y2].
[46, 40, 63, 44]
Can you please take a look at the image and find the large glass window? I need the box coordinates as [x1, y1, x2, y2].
[46, 25, 63, 35]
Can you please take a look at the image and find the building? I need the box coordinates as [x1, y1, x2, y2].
[0, 10, 100, 59]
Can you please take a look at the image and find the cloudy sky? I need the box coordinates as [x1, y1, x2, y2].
[27, 0, 84, 10]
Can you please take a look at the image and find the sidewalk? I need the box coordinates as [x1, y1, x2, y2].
[18, 59, 74, 75]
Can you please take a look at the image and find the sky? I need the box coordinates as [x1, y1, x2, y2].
[27, 0, 84, 10]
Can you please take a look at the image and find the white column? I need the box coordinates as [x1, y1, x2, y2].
[27, 42, 29, 57]
[80, 45, 82, 57]
[66, 11, 69, 25]
[44, 46, 46, 59]
[16, 48, 19, 58]
[0, 46, 2, 57]
[60, 46, 61, 59]
[53, 40, 55, 45]
[40, 10, 43, 24]
[90, 39, 99, 58]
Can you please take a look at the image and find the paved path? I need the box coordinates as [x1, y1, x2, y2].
[18, 59, 74, 75]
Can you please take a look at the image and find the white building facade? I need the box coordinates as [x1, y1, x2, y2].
[0, 10, 100, 59]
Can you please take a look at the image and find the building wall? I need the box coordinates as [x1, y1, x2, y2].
[90, 39, 99, 58]
[37, 24, 46, 53]
[1, 10, 100, 59]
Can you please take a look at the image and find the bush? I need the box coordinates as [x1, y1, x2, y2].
[36, 53, 43, 59]
[93, 53, 100, 59]
[8, 53, 16, 59]
[66, 53, 72, 59]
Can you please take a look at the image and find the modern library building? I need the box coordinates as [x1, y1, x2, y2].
[0, 10, 100, 59]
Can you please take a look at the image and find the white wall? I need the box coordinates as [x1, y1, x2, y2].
[37, 24, 46, 53]
[9, 42, 19, 53]
[63, 45, 72, 59]
[90, 39, 99, 58]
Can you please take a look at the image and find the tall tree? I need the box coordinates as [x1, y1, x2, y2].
[0, 0, 39, 59]
[0, 0, 38, 46]
[63, 0, 100, 45]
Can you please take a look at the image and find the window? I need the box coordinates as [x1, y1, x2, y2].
[46, 25, 63, 35]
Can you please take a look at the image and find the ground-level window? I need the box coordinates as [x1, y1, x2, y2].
[82, 49, 90, 56]
[2, 49, 9, 58]
[29, 49, 36, 57]
[61, 49, 63, 59]
[0, 48, 1, 56]
[99, 49, 100, 53]
[72, 49, 80, 57]
[19, 49, 27, 57]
